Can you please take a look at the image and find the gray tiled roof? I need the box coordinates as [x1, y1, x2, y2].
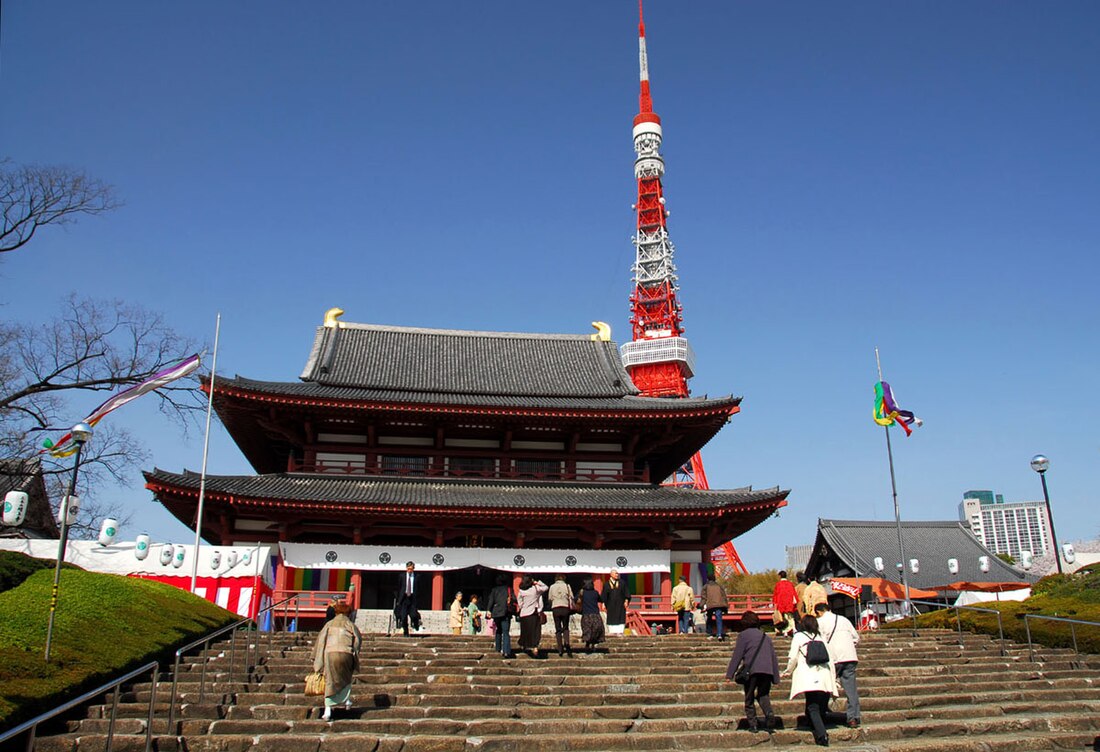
[808, 519, 1036, 589]
[219, 375, 741, 413]
[145, 468, 787, 513]
[299, 323, 639, 398]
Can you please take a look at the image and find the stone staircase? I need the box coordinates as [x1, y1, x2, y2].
[30, 628, 1100, 751]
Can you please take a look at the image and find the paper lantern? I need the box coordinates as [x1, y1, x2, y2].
[134, 534, 151, 561]
[240, 550, 252, 566]
[98, 518, 118, 547]
[947, 558, 959, 575]
[57, 495, 80, 526]
[873, 557, 884, 572]
[978, 555, 990, 573]
[3, 491, 28, 526]
[173, 545, 186, 568]
[1063, 544, 1076, 564]
[210, 550, 222, 569]
[159, 545, 174, 566]
[908, 558, 920, 574]
[1019, 550, 1033, 570]
[225, 550, 239, 569]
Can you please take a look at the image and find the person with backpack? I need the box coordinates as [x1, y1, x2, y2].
[670, 575, 696, 635]
[725, 611, 781, 733]
[815, 602, 861, 728]
[484, 573, 516, 658]
[780, 614, 838, 747]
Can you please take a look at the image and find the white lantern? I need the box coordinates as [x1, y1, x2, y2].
[1020, 550, 1033, 570]
[947, 558, 959, 575]
[1063, 543, 1076, 565]
[3, 491, 29, 526]
[240, 549, 252, 566]
[979, 555, 990, 573]
[225, 550, 239, 569]
[873, 556, 884, 572]
[173, 545, 186, 568]
[909, 558, 920, 574]
[210, 550, 222, 569]
[159, 545, 174, 566]
[134, 534, 151, 561]
[58, 495, 80, 526]
[98, 518, 118, 547]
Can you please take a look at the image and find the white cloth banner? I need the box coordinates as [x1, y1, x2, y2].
[279, 542, 671, 574]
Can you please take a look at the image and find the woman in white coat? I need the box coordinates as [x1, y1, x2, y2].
[781, 614, 838, 747]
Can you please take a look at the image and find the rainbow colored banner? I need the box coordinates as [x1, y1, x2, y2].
[670, 562, 712, 595]
[873, 380, 922, 437]
[625, 571, 660, 596]
[287, 567, 351, 591]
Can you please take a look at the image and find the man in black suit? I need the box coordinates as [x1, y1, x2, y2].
[394, 561, 423, 636]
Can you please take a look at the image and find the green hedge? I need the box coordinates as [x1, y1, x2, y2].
[887, 570, 1100, 655]
[0, 562, 237, 729]
[0, 550, 78, 594]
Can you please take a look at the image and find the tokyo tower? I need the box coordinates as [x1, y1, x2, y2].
[618, 1, 748, 574]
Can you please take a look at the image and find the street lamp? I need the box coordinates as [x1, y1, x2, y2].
[1030, 454, 1063, 575]
[45, 422, 93, 662]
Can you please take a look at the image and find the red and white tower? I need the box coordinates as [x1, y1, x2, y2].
[619, 1, 748, 574]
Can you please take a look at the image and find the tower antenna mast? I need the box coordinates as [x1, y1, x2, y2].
[619, 1, 748, 574]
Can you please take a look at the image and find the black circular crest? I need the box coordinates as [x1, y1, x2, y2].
[325, 551, 338, 563]
[379, 552, 391, 564]
[513, 554, 526, 566]
[615, 556, 628, 567]
[565, 555, 577, 566]
[432, 553, 445, 565]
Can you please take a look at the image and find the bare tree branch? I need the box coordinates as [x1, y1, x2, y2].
[1, 158, 121, 254]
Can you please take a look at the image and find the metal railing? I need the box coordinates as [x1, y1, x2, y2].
[0, 662, 158, 752]
[908, 599, 1007, 656]
[1022, 613, 1100, 663]
[165, 594, 301, 731]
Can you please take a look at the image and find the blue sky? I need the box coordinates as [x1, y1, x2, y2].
[3, 2, 1097, 571]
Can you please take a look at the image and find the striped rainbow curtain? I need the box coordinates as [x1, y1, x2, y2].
[625, 572, 660, 596]
[287, 568, 352, 591]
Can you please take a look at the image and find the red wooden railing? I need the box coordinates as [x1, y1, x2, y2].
[287, 460, 648, 483]
[626, 593, 776, 635]
[272, 589, 351, 619]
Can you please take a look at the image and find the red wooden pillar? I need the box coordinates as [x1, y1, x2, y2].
[431, 571, 444, 611]
[275, 559, 289, 599]
[350, 572, 362, 609]
[659, 571, 672, 605]
[593, 574, 604, 594]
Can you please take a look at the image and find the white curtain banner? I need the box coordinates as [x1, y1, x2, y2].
[279, 542, 670, 574]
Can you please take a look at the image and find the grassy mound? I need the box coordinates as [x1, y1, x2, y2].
[0, 560, 236, 729]
[0, 550, 78, 594]
[889, 569, 1100, 654]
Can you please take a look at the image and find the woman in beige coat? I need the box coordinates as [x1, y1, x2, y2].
[449, 591, 465, 634]
[312, 600, 362, 721]
[781, 614, 838, 746]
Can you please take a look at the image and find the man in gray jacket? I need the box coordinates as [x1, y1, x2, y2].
[815, 602, 861, 728]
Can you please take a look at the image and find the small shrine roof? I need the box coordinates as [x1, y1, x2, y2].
[146, 468, 787, 513]
[299, 322, 640, 398]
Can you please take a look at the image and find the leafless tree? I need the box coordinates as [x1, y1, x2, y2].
[1, 296, 206, 534]
[1, 158, 120, 254]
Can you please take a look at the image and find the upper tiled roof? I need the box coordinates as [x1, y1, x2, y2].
[146, 468, 787, 513]
[218, 375, 741, 413]
[299, 322, 639, 398]
[808, 519, 1036, 588]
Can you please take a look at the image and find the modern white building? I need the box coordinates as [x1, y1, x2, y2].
[958, 489, 1052, 560]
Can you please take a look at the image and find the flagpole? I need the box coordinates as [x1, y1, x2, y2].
[191, 313, 221, 594]
[876, 348, 912, 616]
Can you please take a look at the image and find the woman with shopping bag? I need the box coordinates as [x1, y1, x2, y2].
[310, 600, 362, 721]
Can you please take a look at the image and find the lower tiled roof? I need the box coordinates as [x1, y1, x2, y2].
[145, 469, 787, 513]
[216, 376, 741, 414]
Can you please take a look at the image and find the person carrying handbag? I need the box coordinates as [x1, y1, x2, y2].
[547, 574, 575, 657]
[725, 611, 781, 733]
[516, 575, 549, 657]
[310, 600, 362, 721]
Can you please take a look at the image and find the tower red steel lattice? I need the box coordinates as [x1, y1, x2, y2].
[619, 1, 748, 575]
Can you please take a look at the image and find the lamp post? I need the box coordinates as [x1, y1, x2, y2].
[1030, 454, 1062, 575]
[45, 422, 93, 662]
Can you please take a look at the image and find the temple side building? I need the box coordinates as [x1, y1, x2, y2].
[146, 315, 789, 612]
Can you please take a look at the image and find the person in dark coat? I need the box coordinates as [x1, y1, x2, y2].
[393, 561, 423, 636]
[601, 568, 630, 635]
[483, 573, 515, 658]
[726, 611, 781, 733]
[579, 577, 605, 650]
